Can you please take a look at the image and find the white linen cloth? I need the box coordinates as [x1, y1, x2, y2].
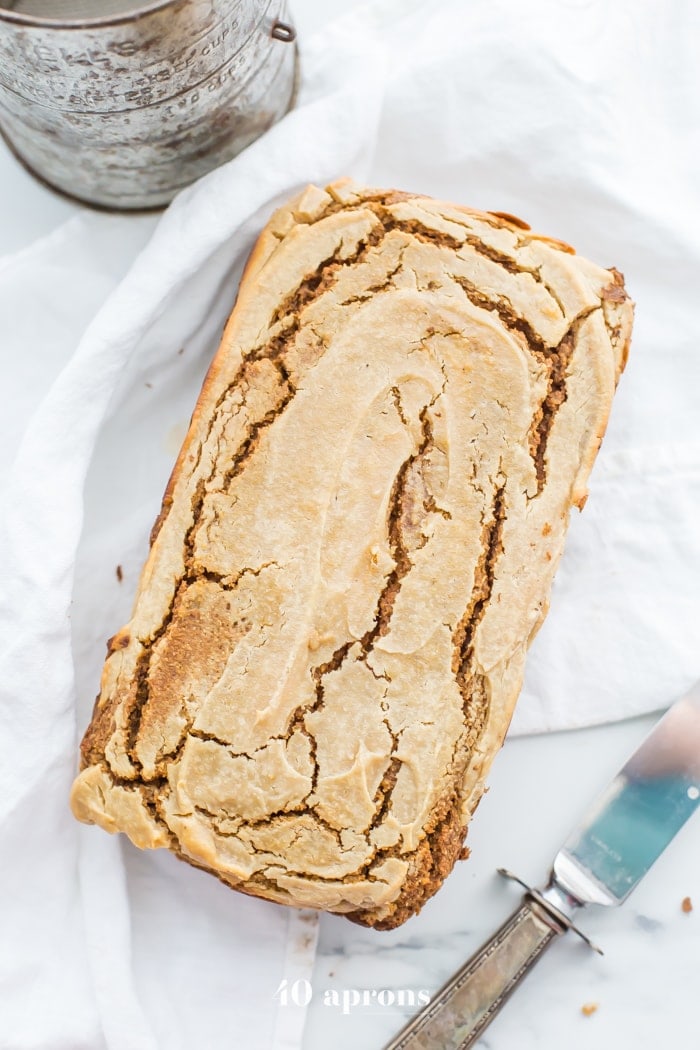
[1, 0, 699, 1046]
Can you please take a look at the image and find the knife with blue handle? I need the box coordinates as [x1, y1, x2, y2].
[384, 681, 700, 1049]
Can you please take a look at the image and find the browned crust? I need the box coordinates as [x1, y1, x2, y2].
[72, 180, 634, 928]
[488, 210, 531, 230]
[347, 790, 470, 929]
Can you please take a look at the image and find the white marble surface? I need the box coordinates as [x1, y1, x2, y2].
[2, 3, 699, 1049]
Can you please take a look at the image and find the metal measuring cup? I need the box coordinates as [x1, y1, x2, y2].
[0, 0, 297, 209]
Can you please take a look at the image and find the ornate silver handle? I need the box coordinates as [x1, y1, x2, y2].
[383, 897, 567, 1050]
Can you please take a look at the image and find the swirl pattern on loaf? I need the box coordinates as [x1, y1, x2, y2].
[71, 181, 633, 928]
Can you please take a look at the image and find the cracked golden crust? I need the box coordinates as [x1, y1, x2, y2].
[71, 180, 633, 928]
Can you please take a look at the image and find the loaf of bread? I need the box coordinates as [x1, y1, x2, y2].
[71, 181, 633, 928]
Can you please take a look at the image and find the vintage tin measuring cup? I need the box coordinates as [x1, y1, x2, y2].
[0, 0, 297, 209]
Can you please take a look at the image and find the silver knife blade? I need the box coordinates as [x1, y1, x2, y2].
[551, 680, 700, 908]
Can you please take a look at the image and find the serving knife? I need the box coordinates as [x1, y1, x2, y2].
[384, 681, 700, 1050]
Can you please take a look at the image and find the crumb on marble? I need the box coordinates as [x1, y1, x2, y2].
[116, 565, 123, 583]
[682, 896, 693, 914]
[581, 1002, 599, 1017]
